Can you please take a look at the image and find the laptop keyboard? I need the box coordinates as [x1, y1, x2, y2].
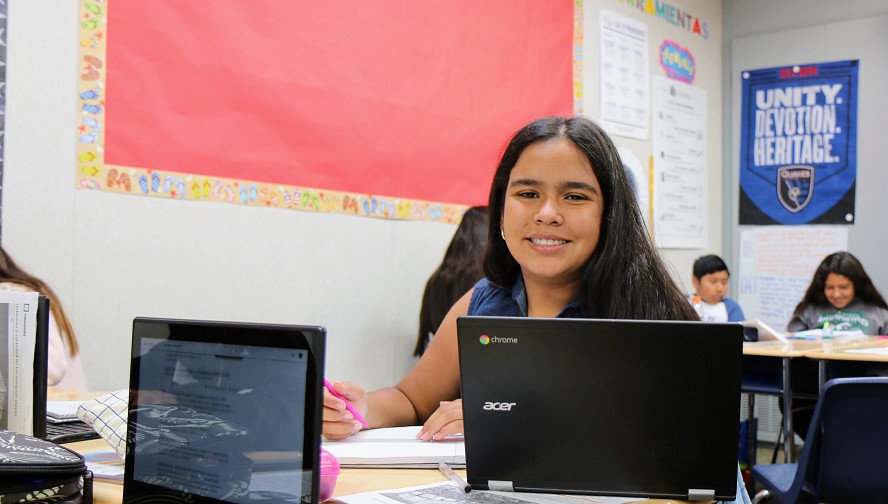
[45, 419, 100, 444]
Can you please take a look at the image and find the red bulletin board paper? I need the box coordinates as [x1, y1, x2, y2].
[102, 1, 574, 206]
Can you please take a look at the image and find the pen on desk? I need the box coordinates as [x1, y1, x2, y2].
[323, 378, 369, 428]
[788, 335, 818, 341]
[439, 462, 471, 493]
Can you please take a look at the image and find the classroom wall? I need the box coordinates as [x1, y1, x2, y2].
[724, 0, 888, 298]
[3, 0, 725, 392]
[582, 1, 725, 295]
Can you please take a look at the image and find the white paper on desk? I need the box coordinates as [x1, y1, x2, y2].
[331, 482, 642, 504]
[844, 347, 888, 356]
[792, 328, 865, 339]
[47, 400, 85, 423]
[323, 426, 465, 468]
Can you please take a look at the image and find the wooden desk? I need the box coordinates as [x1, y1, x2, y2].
[70, 439, 703, 504]
[805, 337, 888, 387]
[742, 339, 826, 462]
[742, 335, 883, 461]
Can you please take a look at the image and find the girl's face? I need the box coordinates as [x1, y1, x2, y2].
[501, 138, 604, 288]
[824, 272, 855, 309]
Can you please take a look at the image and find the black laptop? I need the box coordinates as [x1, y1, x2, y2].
[30, 296, 101, 444]
[122, 317, 326, 504]
[457, 316, 743, 501]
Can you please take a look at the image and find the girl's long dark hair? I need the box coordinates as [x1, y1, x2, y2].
[0, 246, 79, 355]
[792, 251, 888, 315]
[414, 206, 489, 355]
[483, 116, 698, 321]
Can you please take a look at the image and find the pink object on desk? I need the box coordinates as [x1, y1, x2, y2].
[319, 448, 341, 501]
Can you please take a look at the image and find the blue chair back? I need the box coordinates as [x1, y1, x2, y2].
[801, 377, 888, 503]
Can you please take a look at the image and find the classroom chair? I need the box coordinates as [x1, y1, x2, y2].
[741, 355, 786, 464]
[751, 377, 888, 504]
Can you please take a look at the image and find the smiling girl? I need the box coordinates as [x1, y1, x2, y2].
[324, 116, 750, 503]
[788, 251, 888, 335]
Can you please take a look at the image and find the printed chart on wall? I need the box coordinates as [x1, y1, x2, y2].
[739, 60, 859, 225]
[651, 76, 707, 249]
[737, 226, 848, 330]
[598, 9, 649, 140]
[75, 0, 579, 223]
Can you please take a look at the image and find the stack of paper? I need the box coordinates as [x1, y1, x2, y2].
[46, 401, 85, 423]
[322, 426, 465, 468]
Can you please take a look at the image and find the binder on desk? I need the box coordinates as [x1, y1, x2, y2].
[323, 426, 465, 468]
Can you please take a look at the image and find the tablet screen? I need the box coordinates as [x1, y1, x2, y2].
[123, 318, 325, 504]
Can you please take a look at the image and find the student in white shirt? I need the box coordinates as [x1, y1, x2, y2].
[689, 254, 745, 322]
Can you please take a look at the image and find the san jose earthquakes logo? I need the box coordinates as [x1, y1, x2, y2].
[777, 165, 814, 213]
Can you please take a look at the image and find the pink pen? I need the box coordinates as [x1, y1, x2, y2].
[324, 378, 369, 428]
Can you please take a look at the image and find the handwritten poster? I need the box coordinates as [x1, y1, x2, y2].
[599, 9, 649, 140]
[737, 226, 848, 330]
[739, 60, 859, 225]
[652, 76, 707, 248]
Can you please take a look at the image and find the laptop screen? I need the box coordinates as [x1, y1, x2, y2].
[457, 316, 743, 501]
[123, 318, 325, 504]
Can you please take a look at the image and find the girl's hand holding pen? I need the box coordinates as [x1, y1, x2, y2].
[323, 380, 368, 440]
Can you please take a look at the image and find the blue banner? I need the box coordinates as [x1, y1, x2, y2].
[739, 60, 858, 225]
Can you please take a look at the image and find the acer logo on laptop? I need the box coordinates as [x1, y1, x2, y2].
[483, 401, 516, 411]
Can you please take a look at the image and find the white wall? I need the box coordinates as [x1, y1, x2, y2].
[3, 0, 725, 392]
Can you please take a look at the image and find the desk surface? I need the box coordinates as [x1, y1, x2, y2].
[70, 438, 703, 504]
[74, 435, 456, 503]
[741, 334, 887, 463]
[804, 338, 888, 362]
[742, 334, 884, 357]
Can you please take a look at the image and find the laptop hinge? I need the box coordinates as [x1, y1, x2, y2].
[488, 481, 514, 492]
[688, 489, 715, 501]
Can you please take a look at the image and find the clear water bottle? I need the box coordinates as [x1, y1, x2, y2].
[822, 321, 834, 351]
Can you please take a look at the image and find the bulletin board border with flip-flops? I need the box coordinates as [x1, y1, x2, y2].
[75, 1, 583, 224]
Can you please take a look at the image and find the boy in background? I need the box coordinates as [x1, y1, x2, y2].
[690, 254, 745, 322]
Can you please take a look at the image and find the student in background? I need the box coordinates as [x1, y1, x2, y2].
[0, 246, 88, 391]
[689, 254, 745, 322]
[413, 206, 489, 356]
[324, 116, 750, 503]
[784, 251, 888, 439]
[788, 251, 888, 335]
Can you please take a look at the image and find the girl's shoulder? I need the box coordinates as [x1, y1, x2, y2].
[467, 278, 518, 316]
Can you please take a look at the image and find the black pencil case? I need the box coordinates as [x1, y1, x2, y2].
[0, 430, 93, 503]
